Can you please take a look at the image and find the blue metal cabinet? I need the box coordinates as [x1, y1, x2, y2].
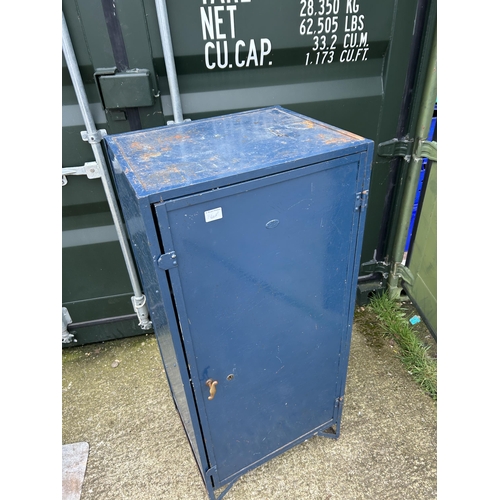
[104, 107, 373, 499]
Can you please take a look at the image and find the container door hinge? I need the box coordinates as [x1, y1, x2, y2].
[361, 259, 414, 283]
[414, 138, 437, 162]
[362, 260, 414, 285]
[387, 263, 415, 300]
[378, 137, 437, 162]
[355, 190, 369, 211]
[157, 251, 178, 271]
[360, 258, 391, 278]
[393, 263, 415, 286]
[377, 137, 413, 160]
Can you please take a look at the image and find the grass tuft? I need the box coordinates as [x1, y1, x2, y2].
[368, 292, 437, 400]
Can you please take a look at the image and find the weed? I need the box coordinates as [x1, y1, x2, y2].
[368, 292, 437, 400]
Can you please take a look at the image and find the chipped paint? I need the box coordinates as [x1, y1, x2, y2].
[105, 107, 371, 197]
[140, 151, 162, 161]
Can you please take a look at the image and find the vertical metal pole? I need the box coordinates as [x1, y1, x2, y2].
[154, 0, 184, 123]
[387, 29, 437, 299]
[62, 12, 152, 329]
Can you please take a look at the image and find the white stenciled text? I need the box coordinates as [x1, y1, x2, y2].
[200, 0, 273, 70]
[300, 0, 370, 66]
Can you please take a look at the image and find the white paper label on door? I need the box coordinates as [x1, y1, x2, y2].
[204, 207, 223, 223]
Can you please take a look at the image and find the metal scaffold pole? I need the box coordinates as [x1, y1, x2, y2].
[62, 11, 152, 331]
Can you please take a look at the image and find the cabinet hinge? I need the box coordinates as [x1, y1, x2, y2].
[355, 190, 369, 211]
[157, 251, 178, 270]
[205, 465, 217, 480]
[205, 465, 238, 500]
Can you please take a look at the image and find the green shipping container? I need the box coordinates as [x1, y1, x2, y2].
[62, 0, 437, 345]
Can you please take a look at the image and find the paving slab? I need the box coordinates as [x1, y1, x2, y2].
[62, 442, 90, 500]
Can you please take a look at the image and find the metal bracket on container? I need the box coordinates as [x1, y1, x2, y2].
[62, 307, 76, 343]
[94, 67, 156, 110]
[62, 162, 101, 186]
[131, 295, 153, 330]
[81, 129, 107, 144]
[167, 118, 192, 125]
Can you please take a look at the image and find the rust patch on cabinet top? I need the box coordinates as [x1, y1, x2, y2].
[139, 164, 187, 191]
[339, 129, 365, 140]
[128, 132, 190, 151]
[318, 133, 349, 145]
[140, 151, 162, 161]
[171, 134, 190, 142]
[106, 107, 371, 197]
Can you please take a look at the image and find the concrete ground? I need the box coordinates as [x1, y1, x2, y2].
[62, 316, 437, 500]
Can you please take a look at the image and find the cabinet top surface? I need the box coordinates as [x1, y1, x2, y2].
[104, 106, 370, 198]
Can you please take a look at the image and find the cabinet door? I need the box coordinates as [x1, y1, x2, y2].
[155, 156, 363, 482]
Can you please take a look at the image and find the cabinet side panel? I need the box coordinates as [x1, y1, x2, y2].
[108, 148, 207, 475]
[334, 145, 374, 426]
